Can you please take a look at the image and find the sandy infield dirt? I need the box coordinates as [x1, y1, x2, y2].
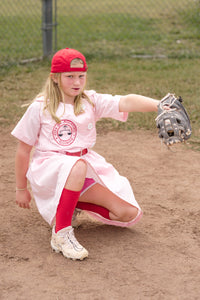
[1, 127, 200, 300]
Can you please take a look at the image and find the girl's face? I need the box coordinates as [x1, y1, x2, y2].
[60, 69, 86, 103]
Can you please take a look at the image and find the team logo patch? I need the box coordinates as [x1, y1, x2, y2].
[52, 119, 77, 146]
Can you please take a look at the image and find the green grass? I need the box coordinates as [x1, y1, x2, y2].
[0, 16, 42, 60]
[0, 0, 42, 63]
[0, 0, 200, 65]
[57, 1, 200, 59]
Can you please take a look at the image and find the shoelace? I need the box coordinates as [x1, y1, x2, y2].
[69, 229, 82, 247]
[60, 228, 83, 250]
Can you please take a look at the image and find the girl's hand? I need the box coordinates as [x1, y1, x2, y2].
[16, 189, 31, 209]
[163, 104, 171, 110]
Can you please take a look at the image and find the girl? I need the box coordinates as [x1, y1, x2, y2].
[12, 48, 161, 261]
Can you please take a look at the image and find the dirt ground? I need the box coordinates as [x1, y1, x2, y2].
[1, 127, 200, 300]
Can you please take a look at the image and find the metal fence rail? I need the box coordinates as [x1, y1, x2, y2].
[0, 0, 199, 66]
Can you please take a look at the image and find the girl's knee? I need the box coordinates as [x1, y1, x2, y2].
[72, 159, 87, 177]
[65, 160, 87, 190]
[118, 205, 138, 222]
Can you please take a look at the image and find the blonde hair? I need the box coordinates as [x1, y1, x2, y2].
[36, 58, 93, 123]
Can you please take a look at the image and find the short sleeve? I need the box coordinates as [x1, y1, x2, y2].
[11, 101, 41, 146]
[86, 90, 128, 122]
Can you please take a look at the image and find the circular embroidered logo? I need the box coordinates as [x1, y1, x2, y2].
[52, 119, 77, 146]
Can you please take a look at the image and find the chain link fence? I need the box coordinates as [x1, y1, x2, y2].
[0, 0, 42, 65]
[0, 0, 199, 66]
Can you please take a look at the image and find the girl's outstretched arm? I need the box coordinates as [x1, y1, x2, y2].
[119, 94, 160, 113]
[15, 141, 32, 209]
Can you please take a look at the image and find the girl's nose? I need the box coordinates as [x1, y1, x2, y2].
[74, 77, 80, 85]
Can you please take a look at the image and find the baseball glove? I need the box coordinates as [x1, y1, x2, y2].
[156, 93, 192, 146]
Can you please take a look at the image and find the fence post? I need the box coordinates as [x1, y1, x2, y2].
[42, 0, 53, 57]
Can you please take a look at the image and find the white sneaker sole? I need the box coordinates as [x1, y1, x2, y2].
[50, 240, 88, 261]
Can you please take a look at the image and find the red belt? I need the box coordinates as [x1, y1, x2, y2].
[63, 148, 88, 156]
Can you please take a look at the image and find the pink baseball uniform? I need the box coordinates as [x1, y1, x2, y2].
[11, 90, 142, 226]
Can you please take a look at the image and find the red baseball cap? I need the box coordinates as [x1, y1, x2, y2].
[51, 48, 88, 73]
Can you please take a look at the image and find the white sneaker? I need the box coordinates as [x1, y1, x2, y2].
[51, 226, 88, 260]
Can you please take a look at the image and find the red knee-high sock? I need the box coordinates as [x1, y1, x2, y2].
[76, 202, 110, 220]
[55, 188, 81, 233]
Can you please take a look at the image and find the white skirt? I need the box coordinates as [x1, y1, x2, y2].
[27, 149, 142, 226]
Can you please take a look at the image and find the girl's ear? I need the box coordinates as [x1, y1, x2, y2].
[50, 73, 58, 84]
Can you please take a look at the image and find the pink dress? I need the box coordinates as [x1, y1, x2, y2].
[11, 90, 142, 226]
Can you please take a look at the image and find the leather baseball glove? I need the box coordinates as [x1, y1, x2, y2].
[156, 93, 192, 146]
